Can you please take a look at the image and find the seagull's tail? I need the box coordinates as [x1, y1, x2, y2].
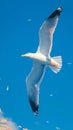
[49, 56, 62, 74]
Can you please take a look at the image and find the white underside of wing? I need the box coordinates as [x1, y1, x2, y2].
[26, 61, 45, 114]
[37, 15, 59, 56]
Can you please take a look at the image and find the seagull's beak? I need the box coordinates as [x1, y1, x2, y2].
[21, 54, 27, 57]
[21, 53, 31, 58]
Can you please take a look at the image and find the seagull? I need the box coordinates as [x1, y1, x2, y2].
[21, 7, 62, 115]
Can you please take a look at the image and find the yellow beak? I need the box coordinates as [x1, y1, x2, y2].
[21, 54, 26, 57]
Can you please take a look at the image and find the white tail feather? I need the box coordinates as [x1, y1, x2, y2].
[49, 56, 62, 74]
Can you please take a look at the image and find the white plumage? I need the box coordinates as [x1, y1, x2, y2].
[21, 7, 62, 115]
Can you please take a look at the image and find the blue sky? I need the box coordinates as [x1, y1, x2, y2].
[0, 0, 73, 130]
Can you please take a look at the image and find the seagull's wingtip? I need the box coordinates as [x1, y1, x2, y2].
[29, 98, 39, 116]
[34, 111, 38, 116]
[48, 6, 63, 19]
[57, 6, 63, 12]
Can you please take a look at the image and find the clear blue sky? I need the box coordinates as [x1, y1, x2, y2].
[0, 0, 73, 130]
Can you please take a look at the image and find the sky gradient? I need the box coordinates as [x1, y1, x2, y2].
[0, 0, 73, 130]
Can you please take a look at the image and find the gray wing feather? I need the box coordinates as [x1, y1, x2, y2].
[26, 61, 45, 115]
[37, 7, 62, 56]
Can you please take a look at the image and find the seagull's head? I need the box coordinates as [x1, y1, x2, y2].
[21, 52, 34, 59]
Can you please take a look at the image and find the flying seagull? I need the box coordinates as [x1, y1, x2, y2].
[21, 7, 62, 115]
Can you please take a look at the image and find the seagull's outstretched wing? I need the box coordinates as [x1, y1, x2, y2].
[26, 61, 45, 115]
[38, 7, 62, 56]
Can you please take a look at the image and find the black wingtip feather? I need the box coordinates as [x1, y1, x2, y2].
[29, 99, 39, 116]
[48, 7, 63, 19]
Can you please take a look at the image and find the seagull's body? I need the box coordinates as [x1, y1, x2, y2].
[21, 7, 62, 115]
